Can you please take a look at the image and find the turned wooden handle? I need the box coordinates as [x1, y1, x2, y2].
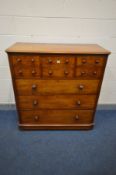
[32, 84, 37, 90]
[48, 59, 52, 63]
[81, 71, 86, 76]
[32, 70, 36, 75]
[34, 115, 39, 121]
[17, 58, 22, 62]
[48, 70, 53, 75]
[31, 58, 35, 62]
[75, 115, 79, 120]
[76, 100, 81, 106]
[65, 59, 69, 64]
[79, 85, 84, 90]
[95, 60, 100, 64]
[82, 59, 87, 64]
[18, 70, 23, 75]
[33, 100, 38, 106]
[93, 71, 97, 75]
[64, 70, 69, 75]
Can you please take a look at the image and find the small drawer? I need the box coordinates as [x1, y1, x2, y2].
[76, 66, 103, 79]
[13, 66, 41, 78]
[76, 55, 106, 66]
[12, 54, 40, 66]
[19, 110, 94, 124]
[15, 79, 100, 95]
[41, 54, 75, 65]
[17, 95, 96, 110]
[42, 65, 74, 78]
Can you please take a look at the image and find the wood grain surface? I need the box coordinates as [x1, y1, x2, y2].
[7, 43, 110, 130]
[6, 43, 110, 54]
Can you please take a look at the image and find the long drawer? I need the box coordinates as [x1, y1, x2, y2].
[19, 110, 94, 124]
[17, 95, 96, 110]
[15, 79, 100, 95]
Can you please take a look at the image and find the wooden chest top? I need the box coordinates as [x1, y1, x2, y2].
[6, 43, 110, 55]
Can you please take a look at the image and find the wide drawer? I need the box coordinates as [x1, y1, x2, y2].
[19, 110, 94, 124]
[15, 79, 100, 95]
[17, 95, 96, 110]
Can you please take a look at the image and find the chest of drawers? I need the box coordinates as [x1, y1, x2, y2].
[6, 43, 110, 130]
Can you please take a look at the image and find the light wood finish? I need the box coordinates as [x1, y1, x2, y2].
[6, 43, 110, 130]
[6, 42, 110, 54]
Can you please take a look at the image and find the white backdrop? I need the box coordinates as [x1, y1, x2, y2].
[0, 0, 116, 104]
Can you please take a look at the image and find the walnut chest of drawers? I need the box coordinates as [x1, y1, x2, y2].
[6, 43, 110, 130]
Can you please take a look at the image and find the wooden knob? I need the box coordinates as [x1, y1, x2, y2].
[81, 71, 86, 76]
[34, 115, 39, 121]
[18, 70, 23, 75]
[79, 85, 84, 90]
[33, 100, 38, 106]
[32, 70, 36, 75]
[48, 59, 52, 63]
[75, 115, 79, 120]
[64, 70, 69, 75]
[95, 60, 99, 64]
[17, 58, 21, 62]
[76, 100, 81, 106]
[32, 84, 37, 90]
[31, 58, 35, 62]
[93, 71, 97, 75]
[48, 70, 53, 75]
[65, 59, 69, 64]
[82, 59, 87, 64]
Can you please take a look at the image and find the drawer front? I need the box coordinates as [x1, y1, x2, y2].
[76, 66, 103, 79]
[17, 95, 96, 109]
[12, 54, 40, 66]
[41, 54, 75, 65]
[11, 54, 41, 78]
[42, 65, 74, 78]
[76, 55, 106, 66]
[13, 66, 41, 78]
[19, 110, 94, 124]
[15, 79, 100, 95]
